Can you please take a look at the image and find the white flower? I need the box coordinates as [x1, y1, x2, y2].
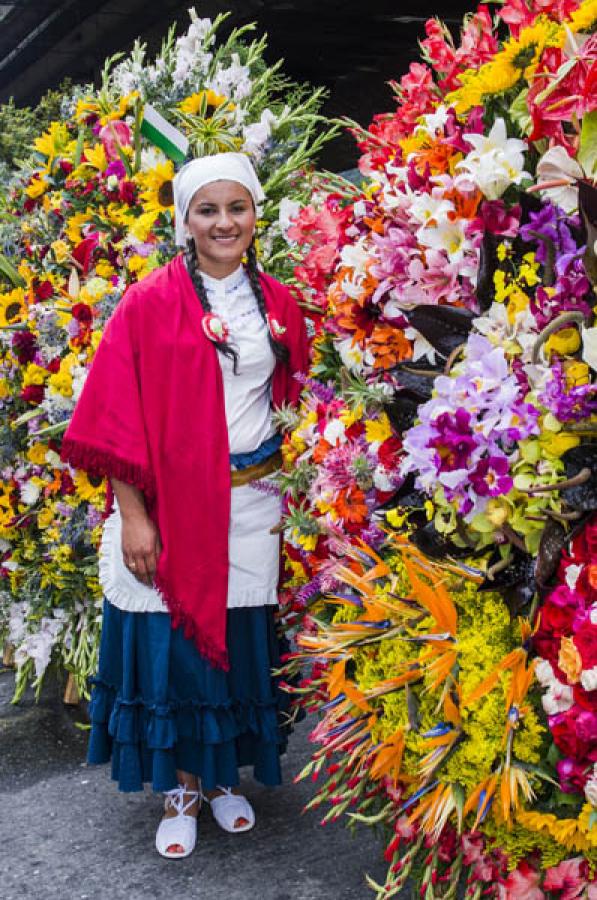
[403, 326, 436, 364]
[565, 564, 583, 590]
[457, 118, 530, 200]
[591, 604, 597, 624]
[415, 105, 450, 138]
[534, 658, 555, 688]
[140, 147, 168, 171]
[542, 681, 574, 715]
[323, 419, 346, 445]
[242, 109, 277, 161]
[19, 479, 41, 505]
[535, 145, 583, 213]
[408, 191, 455, 231]
[585, 765, 597, 807]
[336, 336, 365, 374]
[581, 665, 597, 692]
[582, 326, 597, 372]
[417, 218, 470, 264]
[278, 198, 301, 239]
[373, 465, 394, 492]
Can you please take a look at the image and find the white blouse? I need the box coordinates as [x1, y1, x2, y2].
[99, 264, 281, 613]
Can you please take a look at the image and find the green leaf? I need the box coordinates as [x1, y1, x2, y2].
[509, 89, 531, 135]
[578, 110, 597, 178]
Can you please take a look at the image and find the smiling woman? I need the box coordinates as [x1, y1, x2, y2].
[60, 151, 310, 860]
[186, 182, 256, 279]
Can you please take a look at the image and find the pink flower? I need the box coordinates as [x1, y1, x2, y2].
[499, 861, 545, 900]
[543, 858, 588, 900]
[99, 120, 132, 161]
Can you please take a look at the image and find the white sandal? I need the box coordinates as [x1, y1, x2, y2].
[204, 786, 255, 834]
[155, 785, 200, 859]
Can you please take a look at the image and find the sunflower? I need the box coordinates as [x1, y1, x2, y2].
[446, 18, 561, 114]
[566, 0, 597, 34]
[73, 470, 106, 504]
[137, 159, 175, 218]
[0, 288, 25, 327]
[179, 90, 233, 118]
[496, 17, 561, 81]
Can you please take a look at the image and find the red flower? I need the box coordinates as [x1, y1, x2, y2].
[378, 436, 402, 470]
[34, 279, 53, 301]
[20, 384, 44, 404]
[574, 624, 597, 669]
[71, 303, 93, 325]
[72, 234, 99, 276]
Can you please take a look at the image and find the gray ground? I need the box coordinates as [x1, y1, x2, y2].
[0, 666, 389, 900]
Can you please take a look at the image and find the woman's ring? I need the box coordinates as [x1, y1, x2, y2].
[129, 561, 137, 571]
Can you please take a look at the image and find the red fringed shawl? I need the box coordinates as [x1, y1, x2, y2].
[61, 254, 309, 670]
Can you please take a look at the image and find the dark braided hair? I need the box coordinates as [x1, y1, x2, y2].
[184, 235, 290, 373]
[245, 239, 290, 366]
[184, 237, 240, 373]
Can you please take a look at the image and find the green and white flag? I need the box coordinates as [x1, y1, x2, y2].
[140, 104, 189, 163]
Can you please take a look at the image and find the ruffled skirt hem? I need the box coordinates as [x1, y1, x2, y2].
[87, 601, 293, 793]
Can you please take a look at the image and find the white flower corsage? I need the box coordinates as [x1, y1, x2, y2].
[202, 313, 230, 344]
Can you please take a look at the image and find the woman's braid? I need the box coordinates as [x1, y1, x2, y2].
[184, 238, 240, 373]
[245, 240, 290, 365]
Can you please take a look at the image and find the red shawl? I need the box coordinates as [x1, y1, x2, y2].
[61, 253, 309, 669]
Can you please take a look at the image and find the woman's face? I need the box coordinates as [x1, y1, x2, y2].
[186, 180, 256, 278]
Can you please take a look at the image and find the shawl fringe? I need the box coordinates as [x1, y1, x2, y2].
[154, 571, 230, 672]
[61, 438, 156, 498]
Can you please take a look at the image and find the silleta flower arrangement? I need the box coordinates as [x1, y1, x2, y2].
[279, 0, 597, 895]
[0, 6, 335, 699]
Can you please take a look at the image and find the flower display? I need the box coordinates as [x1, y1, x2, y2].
[278, 0, 597, 895]
[0, 7, 334, 699]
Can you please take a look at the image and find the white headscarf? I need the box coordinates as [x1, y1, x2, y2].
[172, 152, 265, 246]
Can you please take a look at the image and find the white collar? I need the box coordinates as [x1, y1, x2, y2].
[200, 265, 246, 294]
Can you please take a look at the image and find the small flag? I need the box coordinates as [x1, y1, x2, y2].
[140, 104, 189, 163]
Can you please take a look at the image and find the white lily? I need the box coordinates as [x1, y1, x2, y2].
[457, 118, 530, 200]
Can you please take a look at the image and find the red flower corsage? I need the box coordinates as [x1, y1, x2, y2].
[202, 313, 230, 343]
[267, 314, 287, 339]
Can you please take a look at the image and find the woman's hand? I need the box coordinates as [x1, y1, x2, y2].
[121, 511, 162, 587]
[111, 478, 162, 587]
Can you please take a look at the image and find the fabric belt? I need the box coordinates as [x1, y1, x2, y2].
[230, 450, 282, 488]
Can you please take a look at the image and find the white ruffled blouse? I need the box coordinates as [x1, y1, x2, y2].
[99, 265, 281, 613]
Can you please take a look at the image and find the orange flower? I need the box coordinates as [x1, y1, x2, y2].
[558, 636, 582, 684]
[369, 324, 413, 369]
[313, 438, 332, 464]
[335, 487, 369, 524]
[444, 186, 483, 220]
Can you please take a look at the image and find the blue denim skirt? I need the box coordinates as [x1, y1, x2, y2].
[87, 600, 292, 793]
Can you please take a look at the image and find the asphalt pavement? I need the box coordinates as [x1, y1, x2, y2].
[0, 666, 388, 900]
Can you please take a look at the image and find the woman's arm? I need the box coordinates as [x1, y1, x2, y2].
[111, 478, 162, 587]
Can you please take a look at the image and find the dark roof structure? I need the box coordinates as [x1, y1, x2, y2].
[0, 1, 475, 168]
